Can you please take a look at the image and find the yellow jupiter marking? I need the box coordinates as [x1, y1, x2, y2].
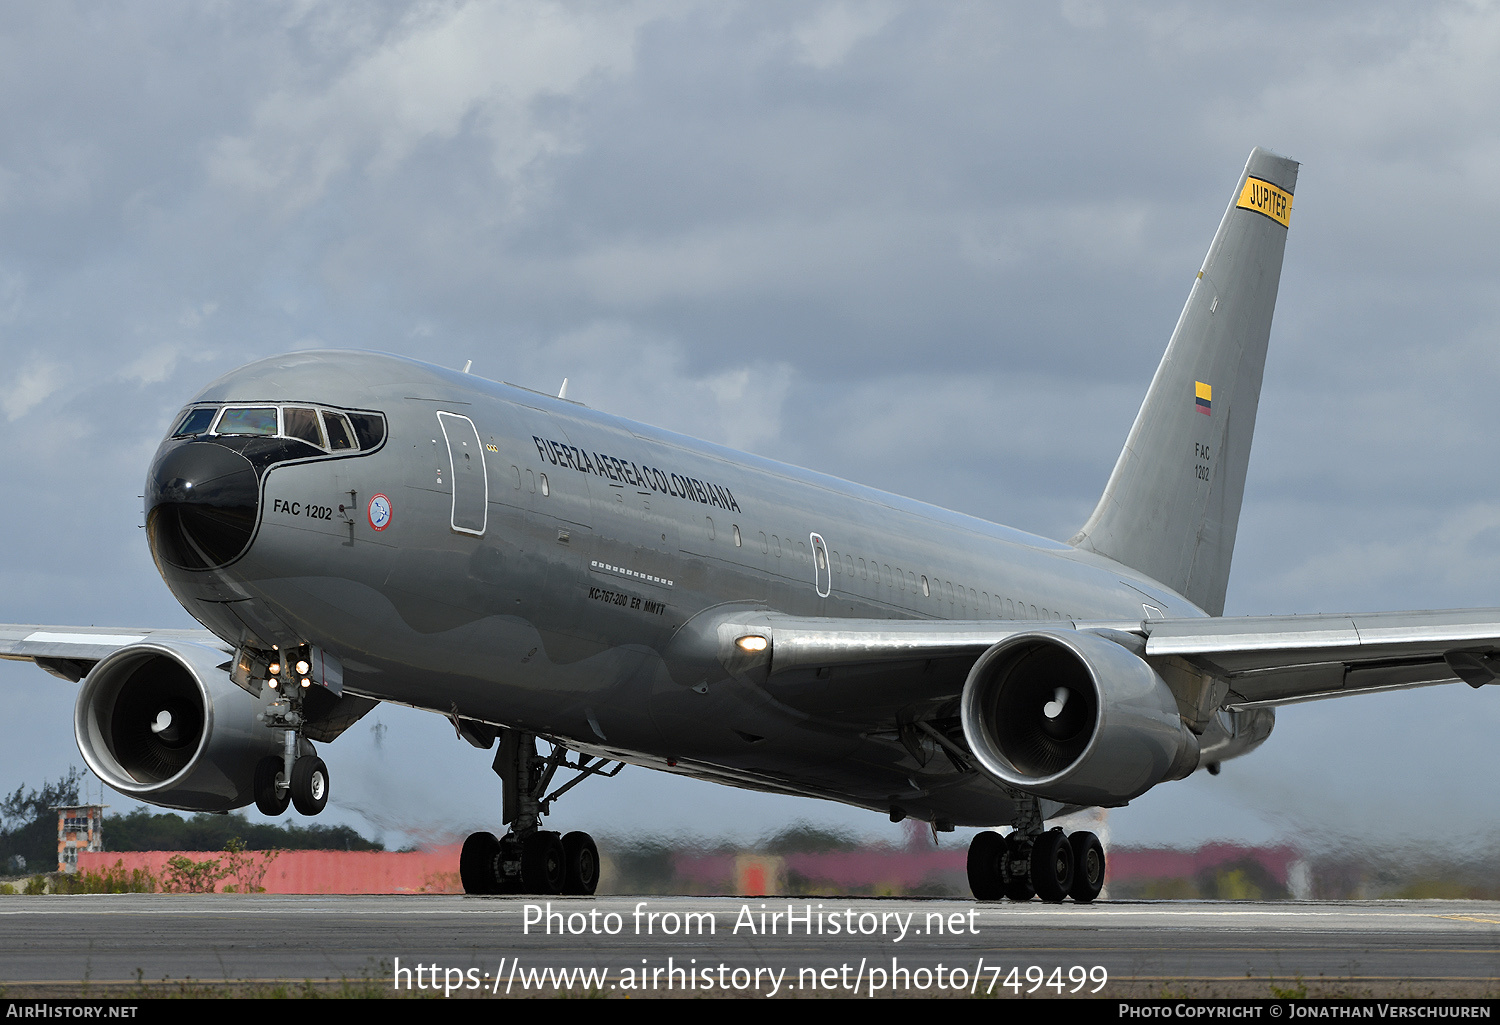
[1237, 176, 1293, 227]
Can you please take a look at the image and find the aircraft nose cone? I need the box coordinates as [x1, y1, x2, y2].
[145, 441, 260, 570]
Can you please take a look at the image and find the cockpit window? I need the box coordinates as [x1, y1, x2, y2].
[283, 407, 325, 448]
[172, 407, 218, 438]
[182, 402, 381, 453]
[215, 407, 279, 436]
[322, 410, 355, 451]
[346, 412, 385, 449]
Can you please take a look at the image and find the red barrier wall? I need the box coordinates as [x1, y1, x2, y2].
[76, 846, 463, 894]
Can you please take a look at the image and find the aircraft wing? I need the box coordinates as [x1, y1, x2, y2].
[1142, 608, 1500, 707]
[717, 608, 1500, 725]
[10, 606, 1497, 713]
[0, 625, 226, 682]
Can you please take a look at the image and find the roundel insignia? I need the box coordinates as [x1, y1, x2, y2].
[368, 493, 392, 532]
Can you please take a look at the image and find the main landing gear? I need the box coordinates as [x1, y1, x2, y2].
[460, 730, 623, 896]
[966, 799, 1106, 903]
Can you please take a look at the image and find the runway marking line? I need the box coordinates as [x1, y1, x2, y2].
[1433, 914, 1500, 925]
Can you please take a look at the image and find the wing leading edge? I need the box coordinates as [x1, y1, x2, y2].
[0, 625, 224, 681]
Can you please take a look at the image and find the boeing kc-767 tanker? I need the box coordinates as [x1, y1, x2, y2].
[6, 148, 1495, 901]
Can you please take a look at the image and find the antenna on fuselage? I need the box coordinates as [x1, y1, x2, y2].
[558, 378, 569, 399]
[462, 360, 472, 374]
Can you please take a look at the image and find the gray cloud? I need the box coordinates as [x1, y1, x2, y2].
[2, 1, 1498, 853]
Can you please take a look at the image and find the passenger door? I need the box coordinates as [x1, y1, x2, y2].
[436, 411, 487, 536]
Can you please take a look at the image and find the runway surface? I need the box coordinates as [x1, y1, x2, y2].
[1, 895, 1496, 998]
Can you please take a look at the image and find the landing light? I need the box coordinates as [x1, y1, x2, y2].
[300, 678, 311, 689]
[295, 659, 310, 675]
[735, 635, 768, 653]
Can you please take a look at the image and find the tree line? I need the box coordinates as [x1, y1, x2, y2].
[1, 770, 381, 874]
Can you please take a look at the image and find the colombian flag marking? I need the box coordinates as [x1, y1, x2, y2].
[1195, 381, 1212, 415]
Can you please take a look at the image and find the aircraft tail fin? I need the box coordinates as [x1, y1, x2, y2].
[1069, 147, 1298, 616]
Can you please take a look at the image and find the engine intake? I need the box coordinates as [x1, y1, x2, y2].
[74, 641, 282, 811]
[960, 630, 1198, 806]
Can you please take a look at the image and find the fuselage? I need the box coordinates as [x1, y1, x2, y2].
[144, 349, 1210, 826]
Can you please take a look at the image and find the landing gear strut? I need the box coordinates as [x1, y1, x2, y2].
[249, 645, 332, 818]
[460, 730, 622, 896]
[966, 797, 1106, 903]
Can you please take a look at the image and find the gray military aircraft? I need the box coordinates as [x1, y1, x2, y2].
[4, 147, 1496, 900]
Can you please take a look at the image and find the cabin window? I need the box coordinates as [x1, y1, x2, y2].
[706, 516, 715, 541]
[733, 524, 742, 547]
[921, 575, 930, 597]
[540, 473, 550, 496]
[760, 532, 769, 554]
[511, 465, 521, 489]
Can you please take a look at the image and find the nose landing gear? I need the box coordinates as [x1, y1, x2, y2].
[460, 730, 621, 896]
[247, 644, 335, 819]
[290, 754, 329, 815]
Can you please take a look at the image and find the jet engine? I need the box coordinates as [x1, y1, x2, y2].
[960, 630, 1199, 807]
[73, 641, 283, 812]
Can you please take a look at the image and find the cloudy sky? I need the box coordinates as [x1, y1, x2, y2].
[3, 2, 1499, 857]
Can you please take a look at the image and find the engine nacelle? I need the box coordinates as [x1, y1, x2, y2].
[960, 630, 1199, 807]
[74, 641, 282, 812]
